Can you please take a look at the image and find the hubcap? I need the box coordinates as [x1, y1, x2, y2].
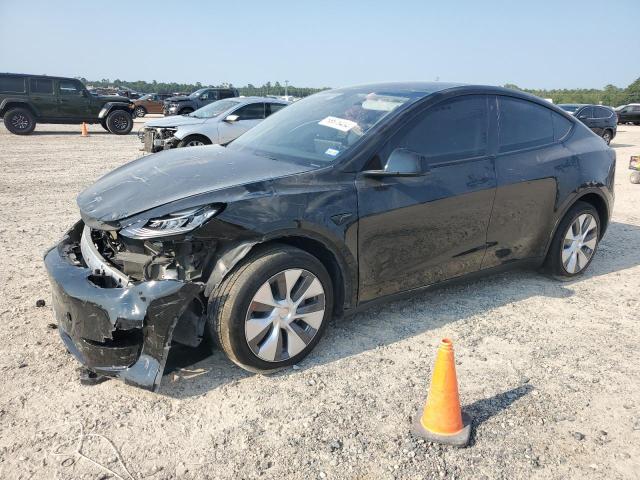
[113, 114, 128, 131]
[603, 132, 611, 144]
[11, 114, 29, 129]
[562, 213, 598, 274]
[245, 268, 325, 362]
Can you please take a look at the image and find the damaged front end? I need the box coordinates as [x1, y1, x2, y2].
[139, 127, 179, 153]
[43, 221, 210, 391]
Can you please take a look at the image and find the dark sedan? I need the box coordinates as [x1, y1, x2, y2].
[559, 104, 617, 145]
[44, 83, 615, 391]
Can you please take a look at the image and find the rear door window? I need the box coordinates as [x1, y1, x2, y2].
[578, 107, 594, 119]
[498, 97, 554, 153]
[266, 103, 287, 116]
[30, 78, 54, 94]
[234, 103, 266, 120]
[594, 107, 612, 118]
[0, 76, 26, 93]
[391, 95, 488, 164]
[218, 90, 236, 100]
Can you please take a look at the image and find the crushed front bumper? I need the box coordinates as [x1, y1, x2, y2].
[44, 222, 203, 391]
[139, 128, 178, 153]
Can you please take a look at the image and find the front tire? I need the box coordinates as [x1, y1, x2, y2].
[545, 201, 600, 278]
[207, 245, 333, 372]
[4, 108, 36, 135]
[106, 110, 133, 135]
[133, 106, 147, 118]
[602, 129, 612, 145]
[177, 135, 211, 148]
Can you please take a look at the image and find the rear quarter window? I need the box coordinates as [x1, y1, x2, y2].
[0, 76, 26, 93]
[552, 112, 573, 141]
[498, 96, 554, 153]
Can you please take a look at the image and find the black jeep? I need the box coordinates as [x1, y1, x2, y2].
[0, 73, 135, 135]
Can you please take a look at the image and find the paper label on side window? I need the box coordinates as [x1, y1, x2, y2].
[318, 116, 358, 132]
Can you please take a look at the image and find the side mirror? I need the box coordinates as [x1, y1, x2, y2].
[363, 148, 425, 177]
[224, 114, 239, 123]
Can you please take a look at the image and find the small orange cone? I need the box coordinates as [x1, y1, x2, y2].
[81, 122, 89, 137]
[413, 338, 472, 447]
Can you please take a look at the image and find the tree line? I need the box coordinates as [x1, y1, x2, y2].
[505, 77, 640, 106]
[77, 78, 328, 98]
[77, 76, 640, 105]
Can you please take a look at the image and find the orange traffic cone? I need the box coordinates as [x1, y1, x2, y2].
[81, 122, 89, 137]
[412, 338, 472, 447]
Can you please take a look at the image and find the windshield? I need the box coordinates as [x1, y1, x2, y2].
[189, 88, 208, 99]
[228, 88, 417, 165]
[191, 99, 240, 118]
[559, 104, 580, 113]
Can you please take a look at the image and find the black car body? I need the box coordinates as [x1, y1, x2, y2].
[44, 83, 615, 391]
[558, 104, 617, 145]
[616, 103, 640, 124]
[0, 73, 135, 135]
[163, 87, 239, 116]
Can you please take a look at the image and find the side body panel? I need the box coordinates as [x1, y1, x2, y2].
[356, 94, 498, 301]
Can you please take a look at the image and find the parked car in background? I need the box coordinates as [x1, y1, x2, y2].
[132, 93, 173, 117]
[616, 104, 640, 125]
[140, 97, 288, 152]
[163, 87, 239, 116]
[558, 104, 617, 145]
[0, 73, 135, 135]
[45, 82, 614, 391]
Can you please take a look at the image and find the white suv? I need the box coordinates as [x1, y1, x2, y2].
[140, 97, 289, 153]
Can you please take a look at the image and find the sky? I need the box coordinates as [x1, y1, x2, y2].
[1, 0, 638, 90]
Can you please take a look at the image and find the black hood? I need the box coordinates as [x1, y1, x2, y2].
[96, 94, 130, 103]
[77, 146, 317, 223]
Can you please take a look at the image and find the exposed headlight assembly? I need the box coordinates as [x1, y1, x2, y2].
[120, 205, 222, 239]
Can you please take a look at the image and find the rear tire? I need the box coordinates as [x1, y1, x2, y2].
[100, 120, 109, 132]
[106, 110, 133, 135]
[545, 201, 600, 279]
[602, 129, 612, 145]
[207, 245, 333, 372]
[4, 108, 36, 135]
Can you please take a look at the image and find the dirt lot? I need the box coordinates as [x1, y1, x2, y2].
[0, 118, 639, 480]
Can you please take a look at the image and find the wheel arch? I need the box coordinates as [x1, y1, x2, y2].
[178, 133, 213, 145]
[204, 233, 355, 317]
[576, 192, 609, 239]
[543, 189, 611, 259]
[99, 102, 133, 119]
[0, 100, 38, 118]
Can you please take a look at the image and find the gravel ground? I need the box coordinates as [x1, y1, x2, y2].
[0, 119, 639, 480]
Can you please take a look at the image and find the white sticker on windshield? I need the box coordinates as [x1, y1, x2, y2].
[318, 116, 358, 132]
[325, 148, 340, 156]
